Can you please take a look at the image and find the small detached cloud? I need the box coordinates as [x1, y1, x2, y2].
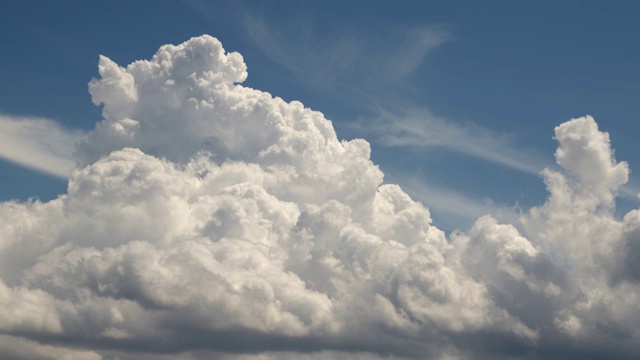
[1, 35, 639, 359]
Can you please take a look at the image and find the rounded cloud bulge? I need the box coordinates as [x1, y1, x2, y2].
[2, 35, 640, 359]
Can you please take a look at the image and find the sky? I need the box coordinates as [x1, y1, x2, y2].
[1, 1, 640, 359]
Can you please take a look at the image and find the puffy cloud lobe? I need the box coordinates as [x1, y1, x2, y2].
[2, 36, 640, 359]
[553, 116, 629, 206]
[619, 210, 640, 282]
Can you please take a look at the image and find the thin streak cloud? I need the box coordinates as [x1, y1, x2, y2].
[393, 174, 524, 233]
[0, 115, 86, 178]
[366, 106, 549, 175]
[386, 25, 451, 77]
[240, 11, 450, 90]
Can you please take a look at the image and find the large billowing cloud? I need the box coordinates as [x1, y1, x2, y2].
[1, 35, 639, 359]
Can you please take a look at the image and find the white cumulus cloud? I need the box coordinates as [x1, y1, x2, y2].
[1, 35, 639, 359]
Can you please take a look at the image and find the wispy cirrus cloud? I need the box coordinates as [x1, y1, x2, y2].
[394, 174, 524, 232]
[361, 106, 550, 175]
[385, 25, 450, 77]
[0, 115, 85, 178]
[240, 11, 450, 90]
[619, 183, 640, 200]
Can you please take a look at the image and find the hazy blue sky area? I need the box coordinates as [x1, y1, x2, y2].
[1, 1, 640, 359]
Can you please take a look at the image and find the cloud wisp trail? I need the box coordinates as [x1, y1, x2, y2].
[365, 106, 549, 176]
[0, 115, 86, 178]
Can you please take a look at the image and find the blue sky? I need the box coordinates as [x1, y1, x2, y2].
[2, 2, 640, 359]
[2, 1, 639, 231]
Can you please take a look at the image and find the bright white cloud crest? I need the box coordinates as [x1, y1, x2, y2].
[1, 35, 639, 359]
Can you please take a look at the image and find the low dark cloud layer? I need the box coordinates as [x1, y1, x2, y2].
[1, 36, 639, 359]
